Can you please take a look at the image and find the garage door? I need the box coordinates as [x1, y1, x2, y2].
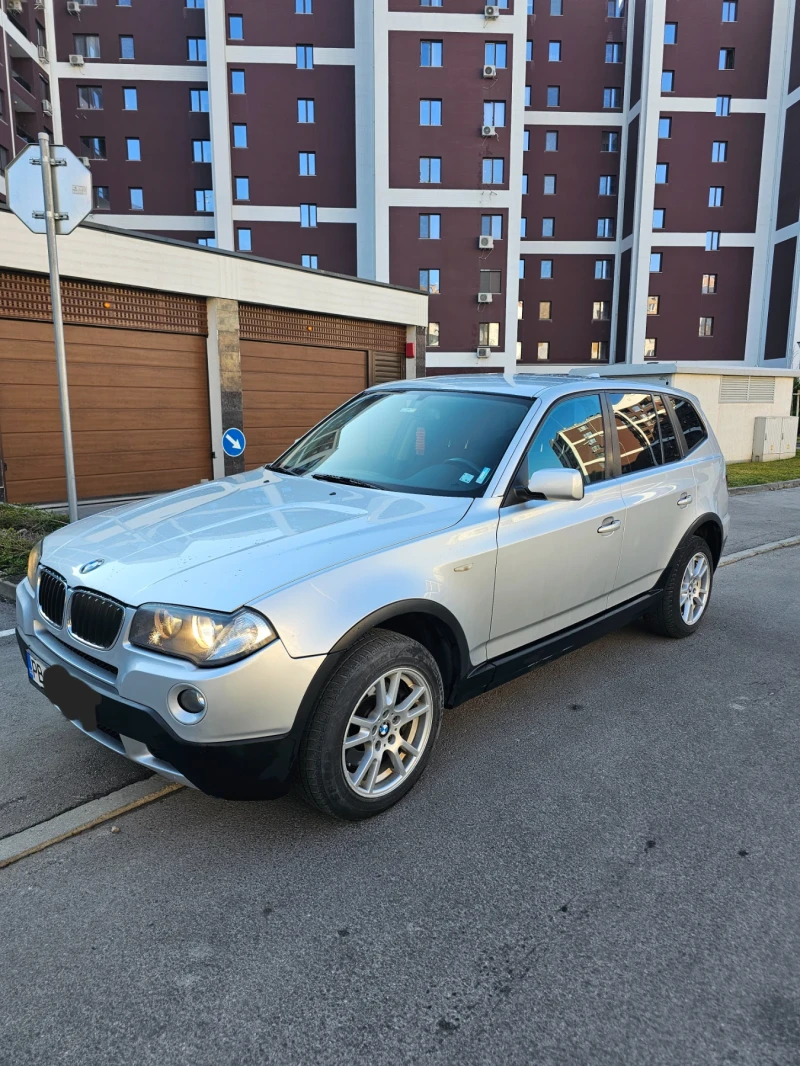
[241, 340, 370, 469]
[0, 319, 212, 504]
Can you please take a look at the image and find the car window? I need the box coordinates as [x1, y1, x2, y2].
[609, 392, 663, 473]
[669, 395, 708, 453]
[522, 393, 607, 486]
[653, 394, 681, 463]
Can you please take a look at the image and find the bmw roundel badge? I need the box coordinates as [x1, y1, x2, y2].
[79, 559, 106, 575]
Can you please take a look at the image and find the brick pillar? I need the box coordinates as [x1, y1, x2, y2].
[415, 325, 427, 378]
[206, 298, 244, 477]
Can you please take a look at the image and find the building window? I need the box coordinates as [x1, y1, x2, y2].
[541, 259, 554, 279]
[419, 213, 441, 239]
[719, 48, 735, 70]
[602, 130, 619, 152]
[297, 44, 314, 68]
[702, 273, 718, 294]
[664, 22, 678, 44]
[523, 130, 530, 150]
[699, 316, 714, 337]
[716, 95, 731, 116]
[126, 137, 141, 161]
[195, 189, 214, 211]
[299, 151, 316, 176]
[591, 341, 608, 361]
[481, 214, 503, 238]
[187, 37, 206, 61]
[80, 136, 106, 159]
[538, 301, 552, 321]
[545, 130, 559, 151]
[190, 89, 209, 112]
[484, 101, 506, 127]
[607, 0, 625, 15]
[302, 254, 319, 268]
[129, 187, 143, 210]
[420, 156, 442, 183]
[551, 0, 563, 11]
[479, 269, 503, 293]
[198, 238, 217, 248]
[603, 87, 621, 109]
[706, 230, 721, 250]
[228, 14, 243, 39]
[647, 295, 660, 315]
[597, 217, 615, 238]
[234, 176, 249, 200]
[192, 140, 212, 162]
[485, 42, 507, 68]
[655, 162, 669, 183]
[427, 322, 440, 346]
[722, 1, 738, 22]
[606, 42, 622, 63]
[186, 0, 205, 7]
[650, 252, 663, 272]
[595, 259, 613, 279]
[644, 337, 657, 360]
[519, 259, 526, 279]
[527, 40, 533, 62]
[92, 186, 110, 211]
[479, 322, 501, 346]
[598, 175, 617, 196]
[300, 203, 317, 227]
[237, 228, 252, 251]
[548, 41, 561, 62]
[592, 301, 610, 321]
[233, 124, 248, 148]
[542, 217, 555, 237]
[420, 98, 442, 125]
[537, 342, 550, 361]
[482, 158, 504, 184]
[296, 0, 313, 11]
[522, 174, 528, 194]
[420, 269, 440, 294]
[231, 70, 246, 94]
[543, 174, 556, 195]
[546, 85, 561, 107]
[518, 300, 524, 319]
[77, 85, 103, 109]
[73, 34, 101, 58]
[298, 98, 314, 122]
[708, 185, 724, 207]
[712, 140, 728, 162]
[421, 40, 443, 66]
[662, 70, 675, 92]
[421, 0, 444, 6]
[653, 208, 666, 229]
[659, 116, 672, 138]
[520, 217, 527, 237]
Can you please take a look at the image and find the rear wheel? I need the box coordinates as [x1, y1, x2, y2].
[298, 630, 443, 820]
[642, 535, 714, 639]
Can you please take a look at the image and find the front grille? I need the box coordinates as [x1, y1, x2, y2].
[38, 567, 67, 627]
[69, 590, 125, 650]
[54, 637, 119, 678]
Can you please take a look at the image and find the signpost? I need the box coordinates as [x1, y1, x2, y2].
[5, 136, 93, 522]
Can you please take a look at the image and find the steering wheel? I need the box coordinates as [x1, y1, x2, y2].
[444, 458, 483, 476]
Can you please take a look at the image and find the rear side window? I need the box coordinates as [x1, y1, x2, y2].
[653, 394, 681, 463]
[523, 393, 608, 486]
[609, 392, 663, 473]
[669, 395, 708, 453]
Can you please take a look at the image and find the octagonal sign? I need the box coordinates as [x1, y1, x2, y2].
[6, 143, 92, 236]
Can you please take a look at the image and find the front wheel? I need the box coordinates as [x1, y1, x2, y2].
[298, 630, 443, 820]
[642, 535, 714, 639]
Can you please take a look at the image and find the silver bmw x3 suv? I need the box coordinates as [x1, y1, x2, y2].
[17, 375, 729, 819]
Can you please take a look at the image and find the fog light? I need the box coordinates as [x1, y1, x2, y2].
[177, 687, 206, 715]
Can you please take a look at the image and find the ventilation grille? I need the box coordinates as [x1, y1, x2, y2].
[69, 590, 125, 649]
[38, 567, 67, 627]
[240, 303, 406, 354]
[719, 376, 776, 404]
[370, 351, 404, 385]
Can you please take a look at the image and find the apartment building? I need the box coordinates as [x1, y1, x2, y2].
[2, 0, 799, 374]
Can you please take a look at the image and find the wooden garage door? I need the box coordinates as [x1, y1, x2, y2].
[0, 319, 212, 504]
[241, 340, 368, 469]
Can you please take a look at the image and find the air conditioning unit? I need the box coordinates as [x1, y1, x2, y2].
[69, 53, 85, 65]
[7, 0, 23, 13]
[477, 347, 492, 359]
[481, 124, 497, 138]
[484, 4, 501, 18]
[478, 235, 494, 249]
[78, 155, 91, 166]
[66, 0, 81, 10]
[477, 292, 493, 304]
[42, 98, 52, 114]
[482, 64, 497, 79]
[38, 44, 49, 62]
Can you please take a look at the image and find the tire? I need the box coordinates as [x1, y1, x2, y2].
[298, 630, 444, 820]
[641, 535, 715, 639]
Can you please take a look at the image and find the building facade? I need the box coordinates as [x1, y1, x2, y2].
[2, 0, 799, 374]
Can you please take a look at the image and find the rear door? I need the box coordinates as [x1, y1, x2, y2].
[607, 391, 697, 606]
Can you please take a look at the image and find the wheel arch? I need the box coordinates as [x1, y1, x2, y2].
[656, 512, 725, 589]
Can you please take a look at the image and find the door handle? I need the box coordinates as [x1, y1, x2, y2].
[677, 493, 693, 508]
[597, 517, 621, 535]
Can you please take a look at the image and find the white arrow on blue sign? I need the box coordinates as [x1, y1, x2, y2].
[222, 428, 246, 457]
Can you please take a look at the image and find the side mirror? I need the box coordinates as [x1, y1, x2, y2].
[517, 468, 584, 502]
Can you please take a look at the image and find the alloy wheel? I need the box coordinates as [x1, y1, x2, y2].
[679, 552, 711, 625]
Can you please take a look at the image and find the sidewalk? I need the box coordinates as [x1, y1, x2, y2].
[725, 485, 800, 556]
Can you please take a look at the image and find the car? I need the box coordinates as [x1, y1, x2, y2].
[16, 374, 728, 819]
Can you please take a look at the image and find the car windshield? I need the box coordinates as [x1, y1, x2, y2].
[277, 389, 532, 497]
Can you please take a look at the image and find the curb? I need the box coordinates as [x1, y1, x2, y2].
[719, 535, 800, 567]
[0, 577, 21, 603]
[729, 478, 800, 496]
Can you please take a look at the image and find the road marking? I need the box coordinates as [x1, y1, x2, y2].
[719, 535, 800, 567]
[0, 628, 16, 639]
[0, 778, 183, 870]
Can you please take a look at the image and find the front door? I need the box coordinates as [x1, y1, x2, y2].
[489, 392, 625, 658]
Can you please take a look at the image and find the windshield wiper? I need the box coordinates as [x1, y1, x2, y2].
[311, 473, 379, 490]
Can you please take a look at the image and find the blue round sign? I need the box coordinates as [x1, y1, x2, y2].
[222, 427, 246, 457]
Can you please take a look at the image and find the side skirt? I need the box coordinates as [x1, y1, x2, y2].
[450, 589, 663, 706]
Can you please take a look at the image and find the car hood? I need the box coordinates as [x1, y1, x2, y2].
[40, 470, 473, 612]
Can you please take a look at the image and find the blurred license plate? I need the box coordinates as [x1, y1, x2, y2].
[26, 651, 46, 689]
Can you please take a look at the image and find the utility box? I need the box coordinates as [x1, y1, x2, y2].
[752, 416, 798, 461]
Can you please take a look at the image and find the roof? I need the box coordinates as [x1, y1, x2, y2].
[373, 373, 691, 399]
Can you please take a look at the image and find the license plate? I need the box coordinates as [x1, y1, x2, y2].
[26, 651, 47, 689]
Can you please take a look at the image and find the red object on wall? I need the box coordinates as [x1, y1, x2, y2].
[405, 341, 416, 359]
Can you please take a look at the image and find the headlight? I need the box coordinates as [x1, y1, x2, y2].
[129, 604, 276, 666]
[27, 539, 43, 588]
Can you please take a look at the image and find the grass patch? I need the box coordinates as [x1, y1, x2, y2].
[726, 454, 800, 488]
[0, 503, 69, 579]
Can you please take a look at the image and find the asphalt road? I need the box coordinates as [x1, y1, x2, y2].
[0, 498, 798, 1065]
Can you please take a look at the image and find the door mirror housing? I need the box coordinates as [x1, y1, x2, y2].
[516, 468, 584, 502]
